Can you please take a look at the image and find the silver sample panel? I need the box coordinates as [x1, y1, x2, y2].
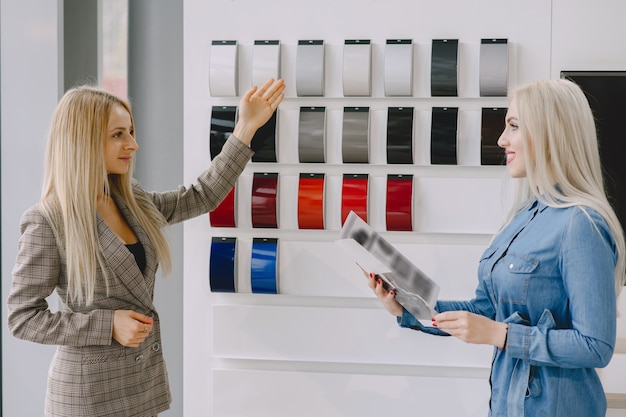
[298, 107, 326, 163]
[342, 107, 370, 163]
[296, 40, 325, 96]
[480, 39, 508, 96]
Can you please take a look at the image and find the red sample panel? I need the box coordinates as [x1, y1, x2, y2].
[209, 186, 236, 227]
[298, 173, 325, 229]
[251, 173, 279, 228]
[386, 174, 413, 231]
[341, 174, 368, 225]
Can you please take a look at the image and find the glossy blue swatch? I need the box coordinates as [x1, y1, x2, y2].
[209, 237, 237, 293]
[251, 238, 278, 294]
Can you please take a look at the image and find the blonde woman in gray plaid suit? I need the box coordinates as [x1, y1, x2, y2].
[7, 78, 285, 417]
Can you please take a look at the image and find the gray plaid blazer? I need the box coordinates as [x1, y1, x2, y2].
[8, 136, 253, 417]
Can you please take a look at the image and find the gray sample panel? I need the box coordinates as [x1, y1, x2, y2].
[209, 40, 238, 97]
[343, 40, 372, 96]
[480, 39, 508, 97]
[384, 39, 413, 97]
[298, 107, 326, 163]
[342, 107, 370, 163]
[296, 40, 325, 96]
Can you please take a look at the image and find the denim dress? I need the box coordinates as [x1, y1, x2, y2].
[399, 199, 617, 417]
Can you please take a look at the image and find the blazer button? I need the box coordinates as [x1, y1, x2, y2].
[152, 342, 160, 352]
[135, 354, 145, 364]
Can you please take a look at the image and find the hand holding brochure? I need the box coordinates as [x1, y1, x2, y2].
[336, 211, 440, 319]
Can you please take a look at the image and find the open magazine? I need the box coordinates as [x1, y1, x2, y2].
[336, 211, 440, 319]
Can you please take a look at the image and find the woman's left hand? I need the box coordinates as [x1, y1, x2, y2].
[233, 78, 285, 145]
[432, 311, 508, 348]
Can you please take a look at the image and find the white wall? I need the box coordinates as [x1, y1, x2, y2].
[183, 1, 556, 416]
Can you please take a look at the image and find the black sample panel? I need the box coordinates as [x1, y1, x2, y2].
[386, 107, 414, 164]
[481, 107, 507, 165]
[210, 106, 237, 160]
[430, 107, 458, 165]
[431, 39, 458, 97]
[251, 112, 277, 162]
[561, 71, 626, 238]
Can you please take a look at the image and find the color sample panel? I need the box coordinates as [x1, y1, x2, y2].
[209, 40, 238, 97]
[209, 237, 237, 293]
[481, 107, 507, 165]
[387, 107, 414, 164]
[251, 172, 278, 228]
[341, 174, 368, 225]
[251, 237, 278, 294]
[296, 40, 325, 96]
[298, 173, 325, 230]
[251, 112, 277, 162]
[480, 39, 508, 97]
[252, 40, 281, 88]
[298, 107, 326, 163]
[210, 106, 237, 160]
[342, 107, 369, 163]
[431, 39, 458, 97]
[343, 40, 371, 96]
[386, 175, 413, 231]
[209, 186, 236, 227]
[431, 107, 458, 165]
[384, 39, 413, 97]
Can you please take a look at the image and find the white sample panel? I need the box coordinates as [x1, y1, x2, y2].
[384, 39, 413, 96]
[296, 40, 325, 96]
[212, 304, 494, 367]
[252, 40, 281, 87]
[209, 40, 238, 97]
[342, 40, 371, 96]
[213, 369, 490, 417]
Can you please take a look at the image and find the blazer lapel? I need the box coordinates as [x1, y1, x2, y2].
[97, 200, 155, 310]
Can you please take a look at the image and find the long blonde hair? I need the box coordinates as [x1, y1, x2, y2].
[501, 79, 625, 296]
[40, 85, 172, 306]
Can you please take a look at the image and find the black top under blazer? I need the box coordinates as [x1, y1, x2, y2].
[7, 135, 253, 417]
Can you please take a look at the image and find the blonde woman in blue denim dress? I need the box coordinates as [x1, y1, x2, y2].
[370, 79, 625, 417]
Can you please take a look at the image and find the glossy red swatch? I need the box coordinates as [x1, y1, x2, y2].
[341, 174, 368, 225]
[386, 174, 413, 231]
[209, 186, 236, 227]
[298, 173, 325, 229]
[251, 172, 279, 228]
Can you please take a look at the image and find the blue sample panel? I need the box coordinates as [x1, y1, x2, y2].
[209, 237, 237, 293]
[251, 238, 279, 294]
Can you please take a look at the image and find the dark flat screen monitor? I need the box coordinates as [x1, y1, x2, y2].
[561, 71, 626, 237]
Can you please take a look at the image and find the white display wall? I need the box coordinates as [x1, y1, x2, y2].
[183, 1, 626, 415]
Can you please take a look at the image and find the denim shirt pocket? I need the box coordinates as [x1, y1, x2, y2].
[499, 253, 539, 305]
